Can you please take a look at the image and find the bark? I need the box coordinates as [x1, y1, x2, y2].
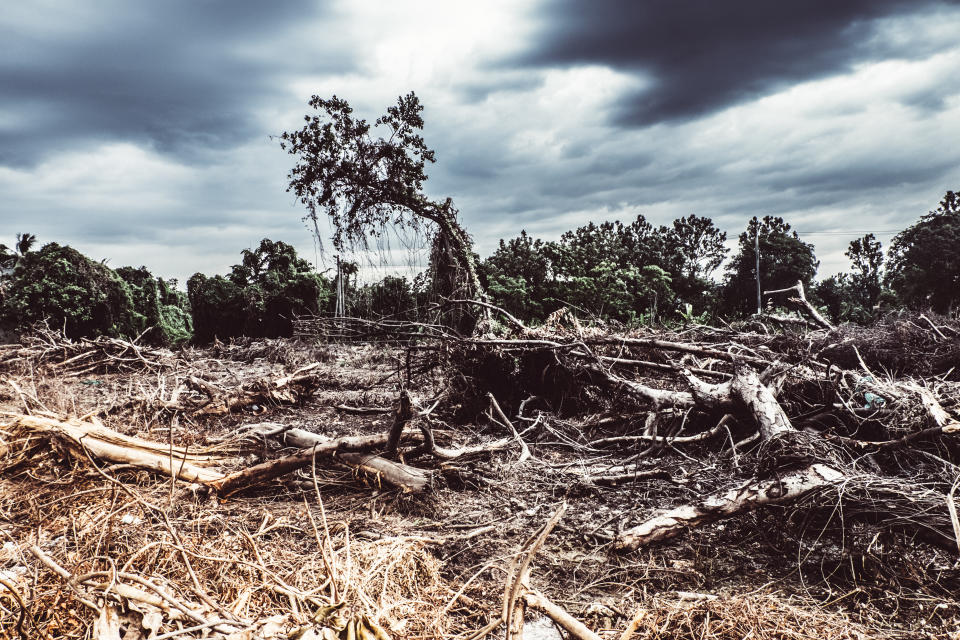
[6, 414, 224, 484]
[209, 432, 428, 496]
[616, 464, 846, 550]
[335, 452, 431, 492]
[764, 280, 834, 330]
[728, 364, 793, 440]
[522, 591, 601, 640]
[384, 390, 413, 458]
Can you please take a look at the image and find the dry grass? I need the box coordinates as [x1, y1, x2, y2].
[620, 592, 897, 640]
[2, 335, 959, 639]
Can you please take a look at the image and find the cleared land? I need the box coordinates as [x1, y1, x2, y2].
[1, 315, 959, 639]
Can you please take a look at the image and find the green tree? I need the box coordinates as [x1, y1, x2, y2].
[885, 191, 960, 313]
[0, 233, 37, 269]
[481, 231, 555, 322]
[721, 216, 819, 318]
[116, 266, 192, 345]
[0, 243, 138, 339]
[187, 274, 247, 342]
[543, 217, 675, 324]
[280, 93, 483, 308]
[351, 275, 417, 320]
[844, 233, 884, 314]
[188, 239, 329, 342]
[658, 215, 727, 316]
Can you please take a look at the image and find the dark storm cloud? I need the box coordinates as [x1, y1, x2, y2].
[518, 0, 959, 125]
[0, 0, 346, 166]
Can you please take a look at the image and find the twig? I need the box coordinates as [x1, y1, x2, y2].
[487, 393, 531, 463]
[0, 574, 30, 640]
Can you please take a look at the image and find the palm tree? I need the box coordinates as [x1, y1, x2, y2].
[15, 233, 36, 257]
[0, 233, 37, 270]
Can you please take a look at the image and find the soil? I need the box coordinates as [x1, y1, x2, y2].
[1, 333, 958, 639]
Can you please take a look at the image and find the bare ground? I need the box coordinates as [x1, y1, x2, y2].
[1, 331, 958, 639]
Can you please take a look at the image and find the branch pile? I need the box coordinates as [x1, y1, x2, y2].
[0, 327, 175, 375]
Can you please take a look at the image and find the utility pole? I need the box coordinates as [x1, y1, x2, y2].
[755, 223, 762, 315]
[335, 255, 343, 318]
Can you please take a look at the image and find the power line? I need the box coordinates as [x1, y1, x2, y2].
[794, 230, 899, 235]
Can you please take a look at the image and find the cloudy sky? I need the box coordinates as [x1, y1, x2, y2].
[2, 0, 959, 283]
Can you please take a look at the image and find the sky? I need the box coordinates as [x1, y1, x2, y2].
[2, 0, 959, 284]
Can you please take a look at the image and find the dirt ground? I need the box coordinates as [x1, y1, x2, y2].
[1, 335, 958, 639]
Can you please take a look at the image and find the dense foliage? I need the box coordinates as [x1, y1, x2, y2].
[116, 266, 192, 344]
[720, 216, 819, 318]
[885, 191, 960, 314]
[0, 243, 139, 339]
[3, 191, 959, 344]
[479, 215, 726, 326]
[188, 239, 329, 342]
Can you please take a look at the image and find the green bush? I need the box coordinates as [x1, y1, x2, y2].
[0, 243, 138, 339]
[115, 266, 192, 345]
[187, 239, 330, 342]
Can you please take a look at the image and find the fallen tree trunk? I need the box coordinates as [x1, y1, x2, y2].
[616, 362, 836, 549]
[4, 413, 431, 495]
[209, 431, 430, 496]
[616, 463, 846, 550]
[2, 414, 225, 484]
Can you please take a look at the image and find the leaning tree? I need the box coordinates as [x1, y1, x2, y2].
[280, 92, 485, 329]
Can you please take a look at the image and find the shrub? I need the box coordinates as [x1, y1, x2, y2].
[0, 243, 138, 339]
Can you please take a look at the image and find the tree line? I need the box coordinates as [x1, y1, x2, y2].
[0, 188, 957, 344]
[479, 194, 958, 326]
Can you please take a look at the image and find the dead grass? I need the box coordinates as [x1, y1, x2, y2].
[1, 336, 959, 639]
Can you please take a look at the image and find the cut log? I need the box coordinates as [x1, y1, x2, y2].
[2, 414, 225, 484]
[209, 431, 429, 496]
[615, 463, 846, 550]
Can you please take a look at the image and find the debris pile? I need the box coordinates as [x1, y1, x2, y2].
[1, 313, 959, 638]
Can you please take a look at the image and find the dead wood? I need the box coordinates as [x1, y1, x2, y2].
[210, 431, 430, 495]
[522, 591, 602, 640]
[415, 418, 514, 460]
[0, 327, 174, 375]
[8, 314, 960, 638]
[384, 389, 413, 458]
[728, 364, 793, 440]
[765, 280, 835, 330]
[335, 404, 392, 414]
[183, 363, 323, 416]
[616, 463, 846, 550]
[2, 413, 225, 483]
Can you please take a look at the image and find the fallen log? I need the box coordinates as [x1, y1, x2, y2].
[209, 431, 429, 496]
[3, 412, 431, 495]
[337, 452, 431, 492]
[615, 463, 846, 550]
[616, 362, 832, 549]
[2, 413, 225, 484]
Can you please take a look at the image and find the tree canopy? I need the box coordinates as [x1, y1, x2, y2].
[280, 92, 484, 313]
[188, 239, 329, 342]
[722, 216, 819, 318]
[0, 243, 139, 339]
[885, 190, 960, 314]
